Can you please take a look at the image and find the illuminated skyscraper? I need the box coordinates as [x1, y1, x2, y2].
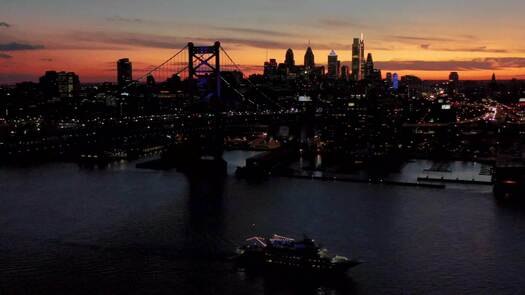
[351, 35, 365, 81]
[304, 46, 315, 69]
[40, 71, 80, 98]
[285, 48, 295, 69]
[56, 72, 80, 98]
[393, 73, 399, 90]
[327, 50, 340, 79]
[117, 58, 132, 86]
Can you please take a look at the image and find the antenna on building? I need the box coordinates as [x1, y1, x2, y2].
[360, 32, 364, 41]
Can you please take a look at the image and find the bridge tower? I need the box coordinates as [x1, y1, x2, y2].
[188, 41, 221, 102]
[173, 41, 226, 176]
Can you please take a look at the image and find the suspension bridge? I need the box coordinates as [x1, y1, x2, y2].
[124, 41, 278, 110]
[118, 41, 295, 176]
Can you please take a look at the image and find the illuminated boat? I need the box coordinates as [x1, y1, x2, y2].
[235, 234, 362, 274]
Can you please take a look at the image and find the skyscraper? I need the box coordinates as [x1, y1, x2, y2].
[341, 65, 349, 81]
[56, 72, 80, 98]
[285, 48, 295, 69]
[448, 72, 459, 96]
[393, 73, 399, 90]
[117, 58, 132, 86]
[359, 34, 366, 80]
[327, 50, 340, 79]
[372, 69, 382, 81]
[449, 72, 459, 82]
[351, 35, 366, 81]
[304, 46, 315, 69]
[365, 53, 374, 79]
[39, 71, 80, 98]
[264, 58, 278, 78]
[490, 73, 498, 94]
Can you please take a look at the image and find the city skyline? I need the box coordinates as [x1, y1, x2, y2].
[1, 0, 525, 83]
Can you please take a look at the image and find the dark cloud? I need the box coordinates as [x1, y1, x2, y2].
[68, 31, 351, 51]
[460, 34, 477, 40]
[420, 44, 507, 53]
[48, 43, 127, 50]
[191, 36, 355, 51]
[389, 35, 459, 43]
[375, 57, 525, 71]
[40, 58, 53, 62]
[318, 18, 369, 29]
[0, 42, 45, 51]
[235, 65, 263, 73]
[106, 16, 147, 24]
[367, 46, 396, 51]
[70, 31, 187, 49]
[0, 53, 12, 59]
[0, 73, 38, 83]
[214, 26, 298, 38]
[217, 37, 353, 50]
[216, 37, 293, 49]
[0, 22, 10, 28]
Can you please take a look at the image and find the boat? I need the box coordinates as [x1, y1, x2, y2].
[235, 234, 362, 274]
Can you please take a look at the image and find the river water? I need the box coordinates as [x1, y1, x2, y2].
[1, 151, 524, 294]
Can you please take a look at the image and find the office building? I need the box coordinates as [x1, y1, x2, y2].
[285, 48, 295, 69]
[327, 50, 340, 79]
[304, 46, 315, 69]
[117, 58, 133, 86]
[341, 65, 350, 81]
[264, 58, 278, 78]
[365, 53, 374, 80]
[351, 35, 365, 80]
[39, 71, 80, 98]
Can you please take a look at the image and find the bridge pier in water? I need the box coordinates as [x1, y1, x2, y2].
[166, 41, 227, 176]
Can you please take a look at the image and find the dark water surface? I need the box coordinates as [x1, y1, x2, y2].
[1, 152, 525, 294]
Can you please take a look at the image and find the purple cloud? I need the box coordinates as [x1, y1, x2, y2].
[68, 31, 352, 50]
[375, 57, 525, 71]
[420, 44, 507, 53]
[0, 42, 45, 51]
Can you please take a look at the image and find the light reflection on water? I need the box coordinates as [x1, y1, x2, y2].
[0, 151, 523, 294]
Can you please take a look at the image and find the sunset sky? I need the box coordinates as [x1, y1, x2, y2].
[1, 0, 525, 83]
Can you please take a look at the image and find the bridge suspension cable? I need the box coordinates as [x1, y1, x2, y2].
[220, 46, 283, 109]
[122, 45, 189, 90]
[119, 41, 284, 111]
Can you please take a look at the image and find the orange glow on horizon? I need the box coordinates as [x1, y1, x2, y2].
[1, 45, 524, 83]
